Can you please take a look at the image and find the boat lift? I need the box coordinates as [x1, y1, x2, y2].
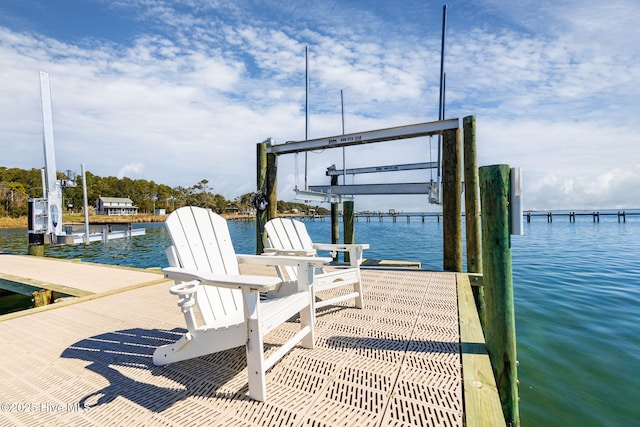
[28, 71, 145, 248]
[268, 118, 459, 204]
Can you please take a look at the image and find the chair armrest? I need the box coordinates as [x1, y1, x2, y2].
[312, 243, 370, 252]
[263, 248, 317, 256]
[312, 243, 369, 267]
[237, 254, 332, 268]
[163, 267, 281, 291]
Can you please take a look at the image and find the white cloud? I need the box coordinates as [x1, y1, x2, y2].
[0, 0, 639, 211]
[117, 162, 145, 179]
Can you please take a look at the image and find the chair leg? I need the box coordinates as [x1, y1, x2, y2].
[298, 264, 316, 349]
[243, 289, 267, 401]
[300, 289, 315, 349]
[354, 272, 364, 309]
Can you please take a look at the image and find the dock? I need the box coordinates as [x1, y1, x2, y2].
[0, 254, 164, 298]
[0, 256, 503, 426]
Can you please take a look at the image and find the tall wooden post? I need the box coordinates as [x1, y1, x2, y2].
[463, 116, 484, 320]
[28, 235, 45, 257]
[256, 142, 268, 254]
[267, 152, 278, 221]
[256, 141, 278, 254]
[343, 200, 354, 264]
[331, 175, 339, 262]
[479, 164, 519, 426]
[442, 128, 462, 271]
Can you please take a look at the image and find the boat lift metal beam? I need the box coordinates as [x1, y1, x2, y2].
[267, 118, 459, 155]
[326, 162, 438, 176]
[309, 182, 435, 195]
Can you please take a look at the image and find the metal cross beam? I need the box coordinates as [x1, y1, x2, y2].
[267, 118, 459, 155]
[326, 162, 438, 176]
[309, 182, 436, 195]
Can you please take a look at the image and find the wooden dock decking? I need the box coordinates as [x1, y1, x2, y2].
[0, 257, 503, 426]
[0, 254, 165, 298]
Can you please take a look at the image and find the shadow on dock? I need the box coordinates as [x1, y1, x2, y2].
[61, 327, 251, 413]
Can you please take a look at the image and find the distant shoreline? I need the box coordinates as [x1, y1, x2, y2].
[2, 208, 638, 230]
[0, 212, 262, 229]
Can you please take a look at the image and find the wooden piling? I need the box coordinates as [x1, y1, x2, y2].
[32, 289, 52, 307]
[256, 142, 268, 254]
[463, 116, 481, 274]
[267, 151, 278, 221]
[618, 211, 626, 223]
[256, 141, 278, 254]
[479, 164, 520, 426]
[442, 128, 463, 272]
[463, 116, 484, 323]
[331, 176, 339, 262]
[28, 239, 45, 257]
[343, 200, 355, 264]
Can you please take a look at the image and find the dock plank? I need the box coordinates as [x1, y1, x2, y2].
[0, 253, 163, 295]
[0, 264, 500, 425]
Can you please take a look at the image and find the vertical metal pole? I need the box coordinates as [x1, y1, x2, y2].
[40, 71, 62, 237]
[81, 164, 90, 245]
[305, 46, 309, 190]
[436, 5, 448, 199]
[439, 5, 447, 121]
[40, 168, 46, 198]
[341, 89, 346, 186]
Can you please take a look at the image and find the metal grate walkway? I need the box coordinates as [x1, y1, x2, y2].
[0, 268, 462, 426]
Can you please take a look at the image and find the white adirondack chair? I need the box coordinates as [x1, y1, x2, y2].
[153, 206, 331, 401]
[264, 217, 369, 309]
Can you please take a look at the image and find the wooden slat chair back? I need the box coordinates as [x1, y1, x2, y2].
[165, 207, 243, 327]
[265, 217, 369, 310]
[265, 216, 316, 281]
[154, 207, 332, 401]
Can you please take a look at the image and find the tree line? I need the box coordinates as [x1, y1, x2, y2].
[0, 166, 329, 217]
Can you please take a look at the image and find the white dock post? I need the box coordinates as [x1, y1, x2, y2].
[81, 164, 90, 244]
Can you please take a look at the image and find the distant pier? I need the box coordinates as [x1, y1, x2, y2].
[295, 210, 637, 224]
[524, 210, 636, 223]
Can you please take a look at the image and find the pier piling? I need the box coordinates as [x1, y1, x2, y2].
[343, 200, 355, 264]
[443, 128, 463, 272]
[463, 116, 484, 323]
[479, 164, 520, 426]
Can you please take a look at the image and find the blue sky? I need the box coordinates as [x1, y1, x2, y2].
[1, 0, 639, 211]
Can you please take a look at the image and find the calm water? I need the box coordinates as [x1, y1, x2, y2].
[1, 214, 639, 426]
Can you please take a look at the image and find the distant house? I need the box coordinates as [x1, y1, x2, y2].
[96, 197, 139, 216]
[225, 203, 240, 214]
